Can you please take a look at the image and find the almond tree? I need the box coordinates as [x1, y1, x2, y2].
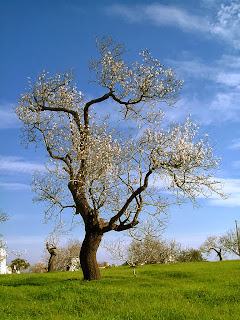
[219, 225, 240, 258]
[200, 236, 223, 261]
[15, 36, 224, 280]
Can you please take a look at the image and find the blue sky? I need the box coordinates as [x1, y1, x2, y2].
[1, 0, 240, 265]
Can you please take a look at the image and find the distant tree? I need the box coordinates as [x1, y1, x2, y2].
[45, 224, 69, 272]
[200, 236, 223, 261]
[10, 258, 30, 272]
[49, 239, 82, 271]
[30, 262, 47, 273]
[127, 237, 181, 265]
[177, 248, 205, 262]
[46, 241, 57, 272]
[219, 222, 240, 258]
[16, 35, 224, 280]
[105, 236, 181, 267]
[0, 209, 8, 223]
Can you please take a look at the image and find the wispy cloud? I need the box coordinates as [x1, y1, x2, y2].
[210, 2, 240, 49]
[208, 92, 240, 123]
[216, 73, 240, 88]
[107, 2, 240, 49]
[154, 175, 240, 208]
[0, 182, 30, 190]
[0, 156, 46, 174]
[107, 4, 209, 32]
[228, 138, 240, 150]
[208, 178, 240, 207]
[0, 104, 19, 129]
[163, 53, 240, 124]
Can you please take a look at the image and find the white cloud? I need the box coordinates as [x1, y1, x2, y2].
[0, 156, 46, 174]
[209, 92, 240, 122]
[0, 182, 30, 190]
[229, 138, 240, 150]
[164, 54, 240, 124]
[217, 73, 240, 88]
[0, 105, 19, 129]
[165, 58, 216, 82]
[107, 4, 209, 33]
[211, 3, 240, 49]
[208, 178, 240, 207]
[107, 2, 240, 49]
[154, 174, 240, 208]
[217, 54, 240, 69]
[167, 54, 240, 86]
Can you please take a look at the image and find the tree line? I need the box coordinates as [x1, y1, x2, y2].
[9, 222, 240, 274]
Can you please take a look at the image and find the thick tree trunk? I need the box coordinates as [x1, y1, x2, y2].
[80, 230, 103, 280]
[46, 243, 57, 272]
[48, 254, 56, 272]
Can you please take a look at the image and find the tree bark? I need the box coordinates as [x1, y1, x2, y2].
[48, 254, 56, 272]
[211, 248, 222, 261]
[80, 230, 103, 280]
[217, 249, 222, 261]
[46, 243, 57, 272]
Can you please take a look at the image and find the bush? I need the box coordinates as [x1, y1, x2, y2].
[176, 248, 205, 262]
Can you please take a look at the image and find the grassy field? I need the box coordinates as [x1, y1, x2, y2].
[0, 260, 240, 319]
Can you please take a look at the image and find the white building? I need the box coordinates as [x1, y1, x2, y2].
[0, 248, 7, 274]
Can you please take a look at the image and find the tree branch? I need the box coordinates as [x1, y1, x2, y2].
[84, 91, 113, 127]
[102, 167, 153, 233]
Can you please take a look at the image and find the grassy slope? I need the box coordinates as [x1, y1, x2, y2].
[0, 260, 240, 319]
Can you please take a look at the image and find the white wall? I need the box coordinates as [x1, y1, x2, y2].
[0, 248, 7, 274]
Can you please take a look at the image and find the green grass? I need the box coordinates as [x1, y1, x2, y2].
[1, 260, 240, 319]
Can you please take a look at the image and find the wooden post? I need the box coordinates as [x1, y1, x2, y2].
[235, 220, 240, 256]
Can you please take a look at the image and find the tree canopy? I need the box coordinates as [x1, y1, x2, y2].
[10, 258, 30, 272]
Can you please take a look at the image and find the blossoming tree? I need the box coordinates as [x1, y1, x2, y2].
[16, 36, 223, 280]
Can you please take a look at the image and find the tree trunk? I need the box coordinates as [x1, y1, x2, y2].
[48, 254, 56, 272]
[217, 249, 222, 261]
[46, 243, 57, 272]
[80, 230, 103, 280]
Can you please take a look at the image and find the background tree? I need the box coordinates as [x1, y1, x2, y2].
[127, 237, 181, 265]
[10, 258, 30, 273]
[200, 236, 223, 261]
[47, 239, 82, 271]
[46, 241, 57, 272]
[45, 223, 70, 271]
[219, 223, 240, 258]
[30, 261, 47, 273]
[103, 238, 138, 276]
[176, 248, 205, 262]
[0, 209, 8, 223]
[16, 36, 224, 280]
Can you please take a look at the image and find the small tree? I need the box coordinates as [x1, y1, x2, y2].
[200, 236, 223, 261]
[10, 258, 30, 273]
[16, 36, 224, 280]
